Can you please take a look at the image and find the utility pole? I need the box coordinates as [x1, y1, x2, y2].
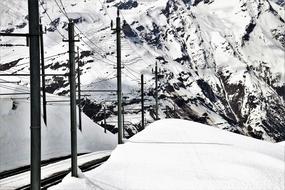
[64, 21, 78, 177]
[141, 74, 145, 129]
[122, 104, 125, 138]
[77, 47, 82, 131]
[103, 105, 107, 133]
[40, 24, 47, 126]
[154, 62, 159, 120]
[111, 9, 123, 144]
[28, 0, 41, 189]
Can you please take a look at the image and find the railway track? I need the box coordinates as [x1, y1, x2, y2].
[0, 154, 86, 180]
[0, 151, 111, 190]
[16, 156, 109, 190]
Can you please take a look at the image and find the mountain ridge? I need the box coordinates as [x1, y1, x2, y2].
[0, 0, 284, 141]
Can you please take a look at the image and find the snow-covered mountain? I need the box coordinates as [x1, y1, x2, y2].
[0, 0, 284, 142]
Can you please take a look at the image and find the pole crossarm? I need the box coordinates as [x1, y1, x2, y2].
[124, 108, 141, 111]
[79, 89, 117, 92]
[0, 81, 20, 83]
[11, 97, 30, 100]
[0, 33, 30, 46]
[80, 94, 91, 97]
[0, 93, 30, 96]
[63, 39, 80, 42]
[46, 100, 70, 103]
[0, 33, 29, 37]
[0, 74, 68, 77]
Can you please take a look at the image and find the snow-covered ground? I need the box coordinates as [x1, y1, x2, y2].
[0, 0, 284, 184]
[50, 119, 285, 190]
[0, 84, 117, 172]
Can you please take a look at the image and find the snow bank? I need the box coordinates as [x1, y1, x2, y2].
[50, 169, 101, 190]
[277, 141, 285, 146]
[51, 119, 285, 190]
[0, 98, 13, 116]
[0, 96, 117, 172]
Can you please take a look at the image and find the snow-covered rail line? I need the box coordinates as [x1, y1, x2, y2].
[0, 154, 87, 180]
[0, 151, 111, 190]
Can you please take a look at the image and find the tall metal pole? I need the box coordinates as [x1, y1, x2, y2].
[155, 62, 159, 120]
[113, 9, 123, 144]
[103, 105, 107, 133]
[141, 74, 145, 129]
[122, 103, 125, 138]
[77, 47, 82, 131]
[28, 0, 41, 189]
[68, 21, 78, 177]
[40, 24, 47, 126]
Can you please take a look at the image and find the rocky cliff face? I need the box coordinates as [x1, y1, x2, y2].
[0, 0, 284, 141]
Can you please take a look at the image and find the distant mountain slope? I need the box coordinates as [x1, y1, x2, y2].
[270, 0, 285, 6]
[0, 0, 284, 142]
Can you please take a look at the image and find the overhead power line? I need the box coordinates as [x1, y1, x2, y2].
[40, 0, 67, 39]
[52, 0, 116, 62]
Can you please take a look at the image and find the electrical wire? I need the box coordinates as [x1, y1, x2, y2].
[40, 1, 115, 77]
[96, 0, 112, 21]
[40, 0, 67, 39]
[0, 51, 69, 76]
[74, 25, 113, 57]
[119, 10, 158, 68]
[40, 2, 108, 79]
[78, 37, 117, 66]
[0, 83, 30, 93]
[53, 0, 117, 63]
[93, 76, 116, 84]
[122, 70, 139, 82]
[16, 51, 69, 67]
[124, 65, 141, 75]
[77, 46, 115, 68]
[54, 0, 69, 19]
[1, 0, 158, 107]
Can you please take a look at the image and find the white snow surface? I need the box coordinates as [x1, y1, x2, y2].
[278, 141, 285, 146]
[50, 119, 285, 190]
[0, 85, 117, 172]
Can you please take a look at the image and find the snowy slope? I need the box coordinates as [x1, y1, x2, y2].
[270, 0, 285, 6]
[0, 84, 117, 172]
[0, 0, 284, 141]
[50, 119, 285, 190]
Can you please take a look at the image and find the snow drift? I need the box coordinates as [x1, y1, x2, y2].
[51, 119, 285, 190]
